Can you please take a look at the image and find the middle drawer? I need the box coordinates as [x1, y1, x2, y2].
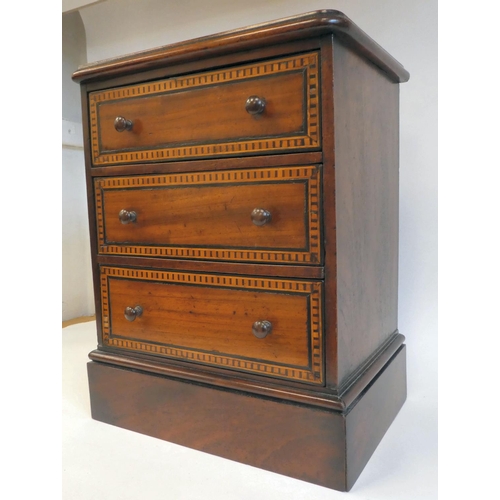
[95, 166, 322, 264]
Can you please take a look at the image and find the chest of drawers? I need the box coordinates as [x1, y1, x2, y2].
[73, 10, 409, 491]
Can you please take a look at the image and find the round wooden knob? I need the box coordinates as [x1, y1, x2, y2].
[114, 116, 133, 132]
[245, 96, 266, 115]
[251, 208, 271, 226]
[124, 305, 143, 322]
[252, 320, 272, 339]
[118, 209, 137, 224]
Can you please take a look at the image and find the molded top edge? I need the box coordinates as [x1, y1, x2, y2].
[72, 10, 409, 84]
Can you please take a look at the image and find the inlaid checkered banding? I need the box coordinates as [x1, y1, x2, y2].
[95, 166, 322, 264]
[89, 52, 320, 165]
[100, 266, 324, 384]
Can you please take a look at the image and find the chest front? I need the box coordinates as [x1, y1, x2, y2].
[73, 10, 409, 492]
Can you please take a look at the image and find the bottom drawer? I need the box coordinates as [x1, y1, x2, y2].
[100, 266, 324, 385]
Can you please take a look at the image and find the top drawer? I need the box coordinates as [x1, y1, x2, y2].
[88, 52, 320, 166]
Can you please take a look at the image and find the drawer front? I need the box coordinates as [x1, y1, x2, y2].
[89, 52, 320, 166]
[95, 166, 322, 264]
[100, 266, 324, 385]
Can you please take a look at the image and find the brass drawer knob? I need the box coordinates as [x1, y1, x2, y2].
[245, 96, 266, 115]
[252, 320, 272, 339]
[114, 116, 134, 132]
[251, 208, 271, 226]
[124, 305, 143, 322]
[118, 209, 137, 224]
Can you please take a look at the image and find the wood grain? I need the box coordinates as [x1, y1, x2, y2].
[84, 38, 323, 94]
[103, 182, 307, 246]
[75, 13, 409, 492]
[89, 151, 323, 177]
[87, 359, 347, 489]
[98, 73, 304, 149]
[95, 166, 322, 264]
[333, 38, 400, 389]
[109, 278, 309, 365]
[345, 346, 407, 490]
[90, 52, 320, 165]
[96, 254, 324, 279]
[100, 266, 324, 384]
[319, 34, 339, 392]
[86, 344, 406, 491]
[89, 332, 405, 410]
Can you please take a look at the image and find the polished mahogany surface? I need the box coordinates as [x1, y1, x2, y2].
[74, 10, 409, 491]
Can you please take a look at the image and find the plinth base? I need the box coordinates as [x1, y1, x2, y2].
[87, 346, 406, 491]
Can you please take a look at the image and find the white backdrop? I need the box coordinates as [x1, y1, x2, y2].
[66, 0, 438, 497]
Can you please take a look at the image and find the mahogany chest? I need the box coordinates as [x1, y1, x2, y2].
[73, 10, 409, 491]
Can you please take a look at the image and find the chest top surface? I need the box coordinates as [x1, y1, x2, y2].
[72, 10, 409, 84]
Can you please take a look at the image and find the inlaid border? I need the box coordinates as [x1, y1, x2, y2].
[95, 166, 322, 264]
[100, 266, 324, 384]
[89, 52, 320, 165]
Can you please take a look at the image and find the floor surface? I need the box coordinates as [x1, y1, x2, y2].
[62, 321, 437, 499]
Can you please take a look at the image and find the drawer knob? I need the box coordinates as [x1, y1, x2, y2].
[124, 305, 143, 322]
[252, 320, 273, 339]
[118, 209, 137, 224]
[245, 96, 266, 115]
[251, 208, 271, 226]
[114, 116, 134, 132]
